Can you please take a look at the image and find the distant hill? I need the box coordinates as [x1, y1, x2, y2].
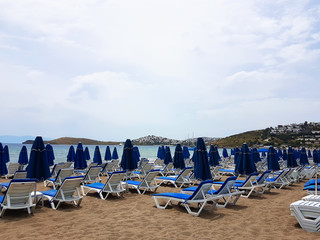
[132, 135, 220, 145]
[212, 121, 320, 148]
[23, 137, 121, 145]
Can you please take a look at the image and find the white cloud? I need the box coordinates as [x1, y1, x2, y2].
[0, 0, 320, 140]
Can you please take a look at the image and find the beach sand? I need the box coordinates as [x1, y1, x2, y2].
[0, 176, 320, 240]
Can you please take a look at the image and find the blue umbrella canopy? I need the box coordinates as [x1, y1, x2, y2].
[209, 145, 220, 167]
[313, 149, 319, 163]
[133, 146, 140, 163]
[120, 139, 137, 171]
[3, 145, 10, 163]
[267, 147, 280, 171]
[84, 147, 90, 161]
[173, 144, 185, 169]
[45, 144, 55, 166]
[308, 149, 312, 158]
[235, 143, 257, 175]
[93, 146, 102, 165]
[277, 149, 283, 158]
[0, 143, 8, 176]
[222, 148, 228, 158]
[231, 148, 235, 155]
[182, 146, 190, 159]
[104, 146, 112, 161]
[193, 138, 212, 180]
[282, 149, 288, 161]
[67, 145, 76, 162]
[74, 142, 87, 169]
[112, 147, 119, 160]
[26, 136, 51, 181]
[251, 148, 261, 163]
[164, 146, 173, 165]
[287, 147, 298, 168]
[234, 147, 240, 164]
[299, 148, 309, 166]
[18, 145, 29, 165]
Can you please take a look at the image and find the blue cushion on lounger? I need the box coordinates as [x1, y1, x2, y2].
[304, 179, 320, 187]
[303, 185, 320, 191]
[41, 189, 57, 197]
[85, 182, 104, 189]
[156, 176, 177, 181]
[182, 186, 218, 195]
[219, 169, 234, 173]
[126, 180, 141, 186]
[0, 195, 3, 203]
[153, 192, 192, 200]
[0, 182, 9, 188]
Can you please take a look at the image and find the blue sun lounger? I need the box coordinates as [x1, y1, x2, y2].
[153, 180, 214, 216]
[181, 176, 244, 207]
[41, 176, 84, 210]
[0, 178, 37, 217]
[0, 170, 28, 191]
[81, 171, 126, 199]
[126, 170, 160, 194]
[155, 167, 193, 188]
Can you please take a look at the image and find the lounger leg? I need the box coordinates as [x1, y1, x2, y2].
[184, 201, 209, 217]
[0, 208, 5, 217]
[153, 197, 172, 209]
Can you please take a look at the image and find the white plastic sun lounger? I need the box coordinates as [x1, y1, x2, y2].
[0, 178, 37, 217]
[44, 168, 74, 189]
[182, 176, 244, 208]
[290, 200, 320, 232]
[0, 170, 28, 191]
[40, 176, 84, 210]
[81, 171, 126, 199]
[125, 170, 160, 194]
[5, 163, 20, 179]
[155, 167, 194, 188]
[82, 166, 102, 184]
[153, 180, 215, 217]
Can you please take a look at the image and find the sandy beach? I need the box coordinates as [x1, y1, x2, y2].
[0, 175, 320, 240]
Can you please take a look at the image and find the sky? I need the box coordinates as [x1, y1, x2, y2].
[0, 0, 320, 141]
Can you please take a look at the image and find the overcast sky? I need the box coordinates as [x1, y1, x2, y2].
[0, 0, 319, 141]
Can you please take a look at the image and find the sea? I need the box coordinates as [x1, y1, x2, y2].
[3, 144, 228, 163]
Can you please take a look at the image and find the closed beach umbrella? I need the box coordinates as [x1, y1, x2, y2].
[308, 149, 312, 158]
[251, 148, 261, 163]
[67, 145, 76, 162]
[74, 142, 87, 169]
[0, 143, 8, 176]
[157, 146, 165, 160]
[287, 147, 298, 168]
[133, 146, 140, 163]
[267, 147, 280, 171]
[112, 147, 119, 160]
[164, 146, 173, 165]
[277, 149, 283, 159]
[3, 145, 10, 163]
[235, 143, 257, 175]
[84, 147, 90, 161]
[193, 138, 212, 180]
[104, 146, 112, 161]
[299, 148, 309, 166]
[313, 149, 319, 164]
[26, 136, 51, 181]
[182, 146, 190, 159]
[282, 149, 288, 161]
[93, 146, 102, 165]
[45, 144, 55, 166]
[209, 145, 219, 167]
[173, 144, 185, 169]
[18, 145, 29, 165]
[222, 148, 228, 158]
[120, 139, 137, 171]
[234, 147, 240, 164]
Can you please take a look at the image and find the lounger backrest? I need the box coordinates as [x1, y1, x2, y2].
[13, 170, 27, 179]
[105, 161, 115, 172]
[141, 163, 153, 175]
[139, 170, 160, 188]
[211, 166, 221, 175]
[214, 176, 237, 195]
[256, 170, 271, 185]
[7, 163, 20, 175]
[139, 159, 149, 169]
[62, 162, 73, 168]
[102, 171, 126, 192]
[51, 164, 65, 177]
[83, 166, 102, 182]
[176, 167, 193, 182]
[162, 162, 173, 173]
[55, 176, 83, 200]
[189, 180, 214, 200]
[241, 172, 259, 187]
[153, 159, 164, 167]
[112, 159, 119, 168]
[3, 179, 37, 207]
[56, 168, 74, 185]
